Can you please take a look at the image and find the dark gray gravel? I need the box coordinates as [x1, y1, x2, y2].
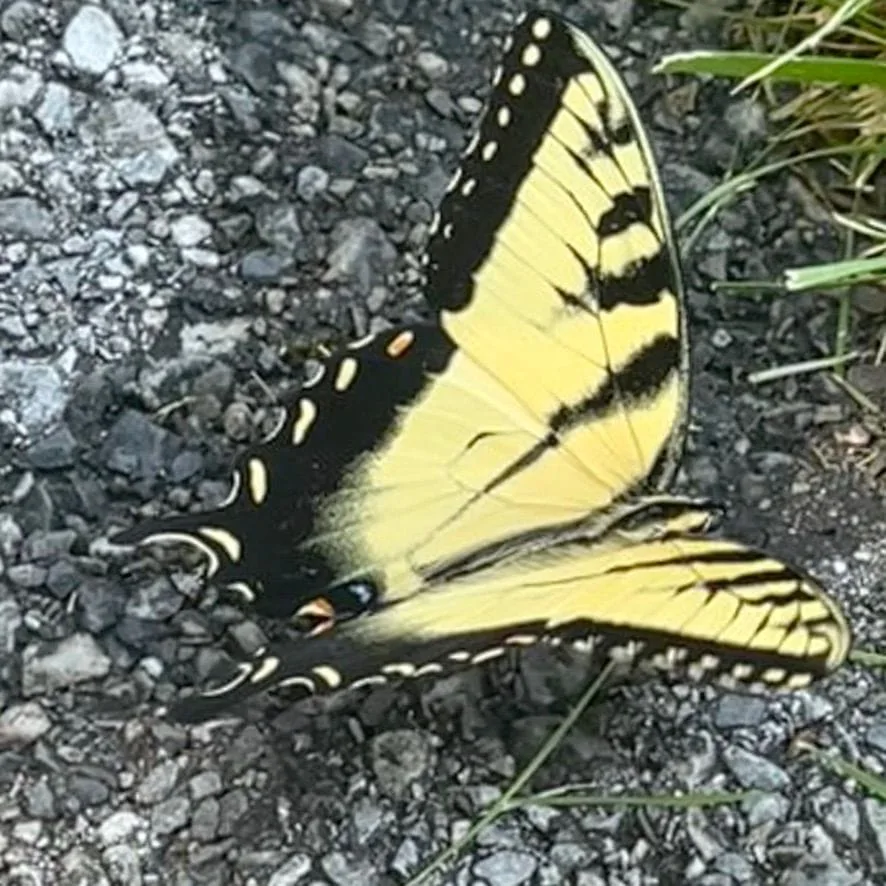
[2, 1, 886, 884]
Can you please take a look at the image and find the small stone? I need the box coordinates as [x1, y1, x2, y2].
[151, 796, 189, 837]
[0, 65, 42, 110]
[22, 633, 111, 696]
[84, 99, 179, 186]
[713, 694, 768, 729]
[170, 214, 213, 248]
[0, 701, 51, 748]
[125, 576, 183, 621]
[474, 851, 538, 886]
[297, 165, 329, 202]
[35, 82, 76, 136]
[722, 745, 790, 792]
[136, 760, 181, 805]
[102, 845, 141, 886]
[240, 249, 295, 282]
[98, 810, 147, 846]
[63, 5, 123, 76]
[415, 50, 449, 80]
[865, 799, 886, 864]
[321, 851, 378, 886]
[0, 198, 53, 240]
[189, 770, 223, 801]
[190, 797, 219, 842]
[268, 853, 311, 886]
[371, 730, 436, 799]
[69, 774, 111, 807]
[324, 217, 396, 292]
[255, 202, 302, 252]
[121, 61, 170, 90]
[1, 0, 41, 42]
[26, 424, 78, 469]
[25, 778, 57, 819]
[865, 720, 886, 753]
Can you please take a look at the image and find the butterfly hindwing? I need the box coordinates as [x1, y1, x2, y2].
[168, 503, 849, 722]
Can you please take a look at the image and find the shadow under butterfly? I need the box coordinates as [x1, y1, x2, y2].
[111, 9, 851, 722]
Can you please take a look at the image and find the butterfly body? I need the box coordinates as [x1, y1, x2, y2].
[112, 11, 850, 722]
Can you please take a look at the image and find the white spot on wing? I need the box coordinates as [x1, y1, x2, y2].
[508, 73, 526, 96]
[531, 17, 552, 40]
[246, 458, 268, 505]
[334, 357, 359, 392]
[522, 44, 541, 67]
[198, 526, 242, 564]
[292, 398, 317, 445]
[312, 665, 342, 688]
[250, 656, 280, 684]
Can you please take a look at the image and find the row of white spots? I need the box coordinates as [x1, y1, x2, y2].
[426, 15, 557, 250]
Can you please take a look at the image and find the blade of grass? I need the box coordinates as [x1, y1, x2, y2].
[850, 648, 886, 668]
[798, 741, 886, 801]
[829, 372, 882, 414]
[656, 51, 886, 88]
[675, 143, 884, 235]
[732, 0, 878, 92]
[513, 787, 760, 811]
[784, 254, 886, 290]
[748, 352, 860, 384]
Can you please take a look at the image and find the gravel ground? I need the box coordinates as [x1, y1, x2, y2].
[2, 1, 886, 884]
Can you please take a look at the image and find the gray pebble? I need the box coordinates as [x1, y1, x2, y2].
[1, 0, 42, 41]
[713, 694, 768, 729]
[722, 744, 791, 792]
[255, 202, 302, 252]
[268, 853, 311, 886]
[84, 98, 179, 186]
[150, 795, 190, 837]
[26, 424, 79, 469]
[190, 797, 219, 842]
[170, 214, 213, 248]
[25, 777, 57, 819]
[371, 729, 436, 800]
[865, 799, 886, 864]
[35, 82, 77, 136]
[63, 5, 124, 76]
[0, 701, 51, 748]
[321, 851, 379, 886]
[240, 249, 295, 282]
[0, 197, 54, 240]
[102, 845, 142, 886]
[865, 720, 886, 754]
[474, 850, 538, 886]
[324, 217, 396, 292]
[136, 760, 181, 805]
[415, 50, 449, 80]
[0, 65, 42, 110]
[22, 633, 111, 696]
[125, 576, 183, 621]
[98, 810, 147, 846]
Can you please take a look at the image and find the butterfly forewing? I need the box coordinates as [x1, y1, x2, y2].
[113, 10, 688, 619]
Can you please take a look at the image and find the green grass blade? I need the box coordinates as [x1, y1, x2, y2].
[783, 254, 886, 290]
[656, 51, 886, 88]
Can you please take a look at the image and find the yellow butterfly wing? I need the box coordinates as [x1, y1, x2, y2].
[113, 11, 686, 620]
[167, 502, 850, 722]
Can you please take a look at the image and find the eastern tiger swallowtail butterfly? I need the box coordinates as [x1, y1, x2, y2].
[111, 10, 850, 721]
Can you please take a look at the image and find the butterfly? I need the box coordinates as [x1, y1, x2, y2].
[112, 10, 850, 722]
